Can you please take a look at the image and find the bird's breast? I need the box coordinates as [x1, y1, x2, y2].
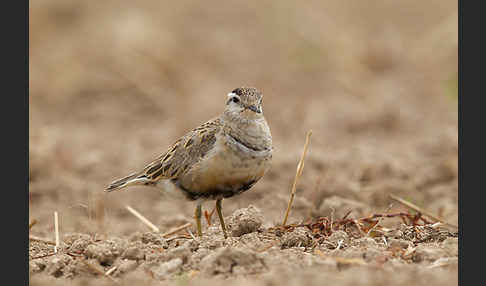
[177, 133, 272, 195]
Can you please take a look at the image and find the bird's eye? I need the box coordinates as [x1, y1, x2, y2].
[232, 97, 240, 103]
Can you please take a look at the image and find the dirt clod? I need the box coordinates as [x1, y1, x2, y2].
[327, 230, 349, 248]
[69, 237, 92, 254]
[165, 244, 192, 263]
[84, 243, 117, 265]
[117, 259, 139, 275]
[141, 232, 168, 247]
[30, 260, 46, 273]
[122, 245, 145, 261]
[387, 238, 412, 249]
[201, 247, 266, 276]
[441, 237, 458, 256]
[228, 205, 264, 237]
[353, 237, 378, 248]
[412, 244, 448, 263]
[46, 255, 72, 278]
[281, 227, 313, 249]
[153, 258, 183, 280]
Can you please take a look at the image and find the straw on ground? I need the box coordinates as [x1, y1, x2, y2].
[161, 222, 192, 238]
[54, 211, 60, 253]
[389, 194, 458, 229]
[282, 130, 312, 226]
[126, 205, 160, 232]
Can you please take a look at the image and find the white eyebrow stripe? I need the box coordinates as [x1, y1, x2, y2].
[227, 92, 237, 98]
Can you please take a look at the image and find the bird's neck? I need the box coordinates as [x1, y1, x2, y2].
[221, 113, 272, 150]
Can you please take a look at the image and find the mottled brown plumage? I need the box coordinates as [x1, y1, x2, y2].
[105, 87, 272, 238]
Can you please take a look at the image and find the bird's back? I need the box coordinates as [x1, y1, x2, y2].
[105, 118, 222, 191]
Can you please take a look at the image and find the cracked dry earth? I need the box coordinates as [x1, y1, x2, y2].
[29, 205, 458, 286]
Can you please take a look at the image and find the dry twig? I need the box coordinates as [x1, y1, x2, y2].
[165, 234, 192, 242]
[282, 130, 312, 226]
[54, 211, 60, 253]
[105, 266, 117, 276]
[367, 203, 393, 236]
[161, 222, 192, 238]
[186, 229, 196, 240]
[126, 205, 160, 232]
[30, 235, 56, 245]
[82, 259, 119, 284]
[30, 252, 57, 260]
[389, 194, 457, 229]
[272, 209, 445, 240]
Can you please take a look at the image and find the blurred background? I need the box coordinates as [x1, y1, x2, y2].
[29, 0, 458, 237]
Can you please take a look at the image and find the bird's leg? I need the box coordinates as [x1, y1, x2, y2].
[215, 198, 228, 239]
[194, 202, 202, 237]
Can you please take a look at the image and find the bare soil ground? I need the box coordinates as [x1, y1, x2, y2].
[29, 1, 458, 285]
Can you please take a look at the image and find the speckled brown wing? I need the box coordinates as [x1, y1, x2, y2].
[105, 118, 222, 192]
[141, 118, 222, 182]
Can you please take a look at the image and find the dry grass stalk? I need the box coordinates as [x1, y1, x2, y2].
[29, 219, 38, 230]
[186, 229, 196, 240]
[282, 130, 312, 226]
[30, 252, 58, 260]
[82, 259, 119, 284]
[161, 222, 192, 238]
[54, 211, 60, 253]
[105, 266, 117, 276]
[125, 205, 160, 232]
[389, 194, 458, 229]
[29, 235, 56, 245]
[332, 239, 344, 252]
[366, 203, 393, 236]
[165, 234, 192, 242]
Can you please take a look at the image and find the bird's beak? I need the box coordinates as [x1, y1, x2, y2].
[247, 105, 261, 113]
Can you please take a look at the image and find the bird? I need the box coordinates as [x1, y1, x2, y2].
[105, 87, 273, 238]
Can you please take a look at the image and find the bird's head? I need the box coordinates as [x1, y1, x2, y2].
[224, 87, 264, 121]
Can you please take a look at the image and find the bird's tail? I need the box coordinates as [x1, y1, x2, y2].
[105, 172, 151, 192]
